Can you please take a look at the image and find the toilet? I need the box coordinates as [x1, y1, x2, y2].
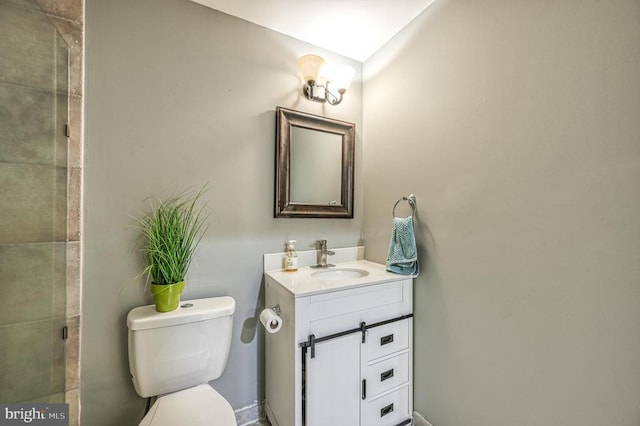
[127, 296, 238, 426]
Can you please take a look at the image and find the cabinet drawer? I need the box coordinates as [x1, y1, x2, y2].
[307, 280, 411, 331]
[365, 319, 410, 361]
[362, 385, 410, 426]
[363, 352, 409, 399]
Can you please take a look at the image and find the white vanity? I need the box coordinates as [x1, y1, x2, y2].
[263, 247, 414, 426]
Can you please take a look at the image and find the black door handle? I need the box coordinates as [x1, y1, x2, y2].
[380, 403, 394, 417]
[380, 334, 394, 346]
[380, 368, 394, 382]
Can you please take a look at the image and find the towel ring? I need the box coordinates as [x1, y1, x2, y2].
[392, 194, 417, 217]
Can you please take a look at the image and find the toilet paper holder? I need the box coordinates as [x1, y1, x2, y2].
[261, 304, 283, 334]
[270, 304, 281, 316]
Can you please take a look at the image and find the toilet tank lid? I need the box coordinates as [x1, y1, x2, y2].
[127, 296, 236, 331]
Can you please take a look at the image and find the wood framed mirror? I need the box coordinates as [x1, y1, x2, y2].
[275, 107, 355, 218]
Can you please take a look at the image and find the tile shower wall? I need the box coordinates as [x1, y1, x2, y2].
[0, 0, 83, 424]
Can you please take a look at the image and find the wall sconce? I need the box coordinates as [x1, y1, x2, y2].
[297, 54, 355, 106]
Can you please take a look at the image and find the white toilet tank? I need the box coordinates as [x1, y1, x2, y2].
[127, 296, 236, 398]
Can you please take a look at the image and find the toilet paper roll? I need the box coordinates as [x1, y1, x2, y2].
[260, 308, 282, 334]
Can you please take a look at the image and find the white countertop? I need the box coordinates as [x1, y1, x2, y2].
[264, 259, 411, 297]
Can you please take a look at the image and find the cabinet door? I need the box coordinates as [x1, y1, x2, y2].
[305, 333, 361, 426]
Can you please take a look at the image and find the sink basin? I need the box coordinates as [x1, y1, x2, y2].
[311, 268, 370, 281]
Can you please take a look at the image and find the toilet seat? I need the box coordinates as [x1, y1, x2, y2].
[139, 384, 237, 426]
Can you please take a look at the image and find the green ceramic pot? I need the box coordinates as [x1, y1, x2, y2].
[150, 281, 185, 312]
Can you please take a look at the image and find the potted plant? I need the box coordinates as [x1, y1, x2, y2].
[134, 186, 209, 312]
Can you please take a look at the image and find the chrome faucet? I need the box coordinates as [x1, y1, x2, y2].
[312, 240, 335, 268]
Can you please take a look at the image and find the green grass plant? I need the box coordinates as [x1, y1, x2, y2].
[134, 186, 209, 285]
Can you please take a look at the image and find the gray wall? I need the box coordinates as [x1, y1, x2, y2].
[363, 0, 640, 425]
[83, 0, 362, 424]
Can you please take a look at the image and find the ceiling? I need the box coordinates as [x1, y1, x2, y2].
[190, 0, 436, 62]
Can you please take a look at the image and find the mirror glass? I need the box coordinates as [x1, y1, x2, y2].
[290, 126, 342, 204]
[275, 107, 355, 218]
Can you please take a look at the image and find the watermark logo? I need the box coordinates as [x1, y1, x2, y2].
[0, 404, 68, 426]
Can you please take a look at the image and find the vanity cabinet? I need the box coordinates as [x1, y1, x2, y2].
[264, 260, 413, 426]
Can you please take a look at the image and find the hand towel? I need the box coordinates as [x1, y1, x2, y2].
[386, 216, 419, 276]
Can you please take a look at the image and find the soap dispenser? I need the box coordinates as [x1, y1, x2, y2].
[284, 240, 298, 272]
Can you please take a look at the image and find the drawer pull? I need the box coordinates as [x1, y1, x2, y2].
[380, 403, 394, 417]
[380, 334, 394, 346]
[362, 379, 366, 400]
[380, 368, 394, 382]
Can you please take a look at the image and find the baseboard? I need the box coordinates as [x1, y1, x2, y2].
[237, 404, 428, 426]
[413, 411, 434, 426]
[264, 402, 278, 426]
[235, 401, 264, 426]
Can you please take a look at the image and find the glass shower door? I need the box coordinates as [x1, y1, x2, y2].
[0, 0, 69, 403]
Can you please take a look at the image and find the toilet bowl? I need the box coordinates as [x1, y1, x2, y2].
[127, 297, 237, 426]
[139, 384, 236, 426]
